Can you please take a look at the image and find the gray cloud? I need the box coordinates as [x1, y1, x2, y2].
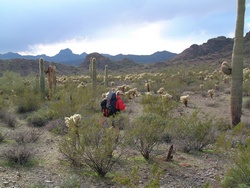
[0, 0, 249, 54]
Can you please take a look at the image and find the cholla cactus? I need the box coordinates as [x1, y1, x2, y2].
[65, 114, 82, 128]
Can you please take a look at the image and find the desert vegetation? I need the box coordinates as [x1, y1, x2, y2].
[0, 59, 250, 187]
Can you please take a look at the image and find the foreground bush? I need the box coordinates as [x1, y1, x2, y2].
[129, 113, 168, 160]
[216, 123, 250, 187]
[169, 111, 222, 153]
[59, 114, 128, 177]
[1, 144, 34, 165]
[221, 143, 250, 188]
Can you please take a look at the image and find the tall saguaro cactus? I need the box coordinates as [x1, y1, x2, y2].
[39, 58, 46, 99]
[104, 65, 108, 87]
[91, 57, 97, 89]
[230, 0, 245, 126]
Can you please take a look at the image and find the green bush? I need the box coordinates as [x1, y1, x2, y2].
[0, 131, 7, 143]
[14, 89, 41, 113]
[243, 99, 250, 110]
[169, 111, 221, 153]
[0, 110, 17, 128]
[129, 113, 168, 160]
[59, 114, 127, 177]
[221, 141, 250, 187]
[27, 109, 50, 127]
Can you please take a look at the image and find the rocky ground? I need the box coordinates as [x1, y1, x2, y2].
[0, 89, 249, 188]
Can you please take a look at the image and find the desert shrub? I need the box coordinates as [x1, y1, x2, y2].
[113, 163, 162, 188]
[0, 71, 26, 95]
[215, 123, 250, 187]
[45, 118, 67, 135]
[14, 89, 41, 113]
[59, 114, 127, 177]
[0, 131, 7, 143]
[141, 94, 178, 117]
[169, 111, 221, 153]
[2, 144, 34, 165]
[0, 110, 17, 128]
[48, 85, 100, 119]
[221, 140, 250, 187]
[27, 108, 52, 127]
[129, 113, 168, 160]
[109, 113, 130, 130]
[243, 99, 250, 110]
[60, 175, 81, 188]
[13, 129, 43, 144]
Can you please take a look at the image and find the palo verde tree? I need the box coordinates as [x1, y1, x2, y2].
[230, 0, 245, 126]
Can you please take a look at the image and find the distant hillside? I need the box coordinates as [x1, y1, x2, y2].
[0, 59, 81, 76]
[0, 49, 177, 65]
[165, 31, 250, 67]
[104, 51, 177, 63]
[80, 52, 144, 72]
[0, 53, 145, 76]
[1, 31, 250, 76]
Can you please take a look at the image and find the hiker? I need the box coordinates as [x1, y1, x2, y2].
[115, 90, 126, 114]
[101, 90, 126, 127]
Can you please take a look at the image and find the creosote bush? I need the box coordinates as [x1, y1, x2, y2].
[217, 126, 250, 188]
[169, 111, 222, 153]
[243, 99, 250, 109]
[0, 131, 7, 143]
[2, 144, 34, 165]
[0, 110, 17, 128]
[13, 129, 43, 144]
[14, 89, 41, 113]
[27, 109, 51, 127]
[60, 114, 128, 177]
[129, 113, 167, 160]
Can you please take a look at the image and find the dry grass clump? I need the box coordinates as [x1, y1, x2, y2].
[0, 131, 7, 143]
[243, 99, 250, 110]
[12, 129, 43, 144]
[0, 110, 17, 128]
[1, 144, 34, 165]
[45, 118, 68, 135]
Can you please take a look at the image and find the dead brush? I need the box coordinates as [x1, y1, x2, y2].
[13, 129, 43, 144]
[0, 131, 7, 143]
[0, 110, 17, 128]
[1, 144, 34, 165]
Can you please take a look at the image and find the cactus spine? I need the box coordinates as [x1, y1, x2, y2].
[39, 58, 46, 99]
[230, 0, 245, 126]
[91, 57, 97, 89]
[104, 65, 108, 87]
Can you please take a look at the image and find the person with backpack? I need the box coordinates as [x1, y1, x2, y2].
[100, 90, 126, 127]
[115, 90, 126, 113]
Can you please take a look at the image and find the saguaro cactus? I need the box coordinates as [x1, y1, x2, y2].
[91, 57, 97, 89]
[104, 65, 108, 87]
[230, 0, 245, 126]
[45, 65, 55, 100]
[39, 58, 46, 99]
[89, 57, 93, 78]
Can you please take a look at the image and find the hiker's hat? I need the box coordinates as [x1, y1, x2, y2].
[116, 90, 123, 95]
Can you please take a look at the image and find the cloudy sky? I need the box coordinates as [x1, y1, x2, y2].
[1, 0, 250, 56]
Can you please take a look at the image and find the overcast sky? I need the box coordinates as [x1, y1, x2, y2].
[1, 0, 250, 56]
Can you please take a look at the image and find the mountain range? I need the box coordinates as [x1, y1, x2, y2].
[0, 49, 177, 65]
[0, 31, 250, 76]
